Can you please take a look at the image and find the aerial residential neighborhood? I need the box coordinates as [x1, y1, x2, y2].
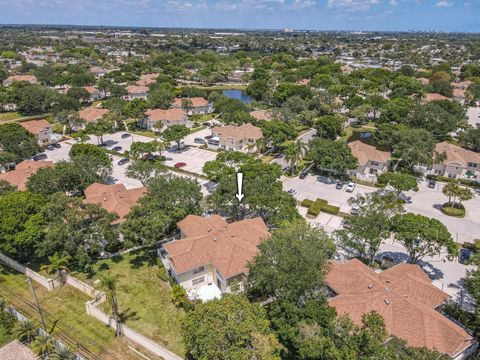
[0, 2, 480, 360]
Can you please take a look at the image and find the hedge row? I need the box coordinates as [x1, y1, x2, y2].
[427, 174, 480, 189]
[303, 198, 340, 216]
[441, 202, 466, 218]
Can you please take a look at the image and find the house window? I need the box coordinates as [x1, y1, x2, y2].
[248, 139, 254, 143]
[193, 266, 205, 274]
[370, 161, 379, 166]
[467, 162, 478, 168]
[434, 170, 442, 175]
[448, 173, 457, 179]
[192, 276, 205, 286]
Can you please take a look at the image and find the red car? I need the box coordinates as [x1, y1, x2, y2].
[174, 162, 187, 168]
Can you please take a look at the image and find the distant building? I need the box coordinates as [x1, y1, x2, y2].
[420, 142, 480, 179]
[136, 73, 159, 86]
[78, 107, 109, 125]
[422, 93, 450, 103]
[3, 74, 37, 86]
[211, 123, 263, 152]
[83, 183, 146, 225]
[172, 97, 213, 115]
[89, 66, 108, 78]
[326, 259, 477, 360]
[144, 108, 188, 131]
[162, 215, 270, 300]
[123, 85, 149, 101]
[348, 140, 391, 179]
[20, 119, 53, 144]
[84, 86, 106, 102]
[249, 109, 273, 121]
[0, 160, 54, 191]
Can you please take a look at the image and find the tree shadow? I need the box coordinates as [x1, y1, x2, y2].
[448, 278, 475, 311]
[118, 307, 139, 323]
[128, 251, 153, 269]
[417, 260, 444, 281]
[433, 203, 444, 211]
[98, 263, 110, 272]
[110, 254, 124, 263]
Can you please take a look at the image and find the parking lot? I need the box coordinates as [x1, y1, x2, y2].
[164, 147, 217, 175]
[183, 128, 212, 147]
[283, 174, 480, 244]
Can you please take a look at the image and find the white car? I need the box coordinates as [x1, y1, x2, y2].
[345, 182, 356, 192]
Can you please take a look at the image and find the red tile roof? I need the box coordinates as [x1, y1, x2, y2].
[164, 216, 270, 278]
[20, 119, 51, 136]
[326, 259, 474, 357]
[145, 108, 187, 122]
[173, 97, 209, 108]
[78, 107, 109, 123]
[0, 160, 53, 191]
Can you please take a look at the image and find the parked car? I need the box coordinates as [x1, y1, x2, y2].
[174, 162, 186, 168]
[194, 137, 206, 144]
[299, 171, 308, 179]
[428, 179, 436, 189]
[165, 157, 173, 161]
[112, 146, 123, 152]
[117, 158, 130, 166]
[52, 143, 61, 149]
[204, 134, 213, 140]
[350, 205, 360, 215]
[121, 133, 131, 139]
[398, 193, 412, 203]
[46, 144, 55, 151]
[287, 188, 296, 195]
[459, 249, 473, 264]
[33, 153, 48, 161]
[335, 181, 344, 190]
[345, 182, 356, 192]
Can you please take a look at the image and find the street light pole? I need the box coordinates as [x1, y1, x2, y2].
[26, 278, 47, 332]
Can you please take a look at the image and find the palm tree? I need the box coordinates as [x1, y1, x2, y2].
[13, 320, 37, 343]
[31, 333, 55, 357]
[457, 187, 473, 207]
[283, 140, 307, 175]
[101, 275, 122, 336]
[442, 182, 459, 206]
[50, 345, 76, 360]
[40, 254, 71, 285]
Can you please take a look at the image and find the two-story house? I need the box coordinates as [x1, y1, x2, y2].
[348, 140, 391, 179]
[211, 123, 263, 152]
[426, 142, 480, 179]
[84, 86, 106, 102]
[78, 107, 109, 127]
[144, 108, 188, 131]
[172, 97, 213, 115]
[326, 259, 477, 360]
[123, 85, 149, 101]
[162, 215, 270, 301]
[20, 119, 53, 144]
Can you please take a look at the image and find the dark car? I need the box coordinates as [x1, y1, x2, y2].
[398, 193, 412, 204]
[52, 143, 61, 149]
[121, 133, 131, 139]
[33, 153, 47, 161]
[204, 135, 213, 140]
[194, 137, 206, 144]
[117, 158, 130, 166]
[46, 144, 55, 151]
[112, 146, 123, 152]
[459, 249, 473, 264]
[335, 181, 344, 190]
[174, 162, 187, 168]
[428, 179, 436, 189]
[299, 171, 308, 179]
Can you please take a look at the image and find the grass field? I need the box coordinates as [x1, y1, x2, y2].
[0, 323, 12, 347]
[73, 249, 186, 356]
[0, 112, 21, 122]
[0, 265, 144, 360]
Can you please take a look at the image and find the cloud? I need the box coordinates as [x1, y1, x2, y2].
[327, 0, 380, 11]
[435, 0, 452, 6]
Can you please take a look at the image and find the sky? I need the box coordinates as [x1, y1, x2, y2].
[0, 0, 479, 32]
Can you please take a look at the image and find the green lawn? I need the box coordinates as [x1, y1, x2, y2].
[0, 112, 21, 122]
[131, 130, 158, 138]
[73, 249, 186, 357]
[0, 265, 139, 359]
[0, 323, 12, 347]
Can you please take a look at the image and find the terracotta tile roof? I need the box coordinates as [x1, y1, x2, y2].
[326, 259, 474, 357]
[90, 66, 107, 75]
[423, 93, 450, 102]
[164, 217, 270, 278]
[0, 340, 36, 360]
[84, 86, 100, 95]
[145, 108, 187, 122]
[452, 80, 472, 89]
[83, 183, 146, 224]
[213, 123, 263, 142]
[453, 88, 466, 98]
[296, 78, 310, 85]
[435, 142, 480, 167]
[177, 214, 228, 237]
[126, 85, 149, 94]
[0, 160, 53, 191]
[78, 107, 109, 123]
[136, 73, 159, 86]
[250, 109, 273, 121]
[348, 140, 391, 166]
[5, 74, 37, 83]
[172, 97, 209, 108]
[20, 119, 51, 135]
[418, 77, 430, 85]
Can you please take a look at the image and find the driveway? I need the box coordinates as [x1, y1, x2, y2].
[183, 128, 212, 147]
[467, 107, 480, 126]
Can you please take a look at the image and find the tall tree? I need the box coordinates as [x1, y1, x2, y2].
[308, 139, 358, 173]
[101, 275, 122, 336]
[162, 125, 190, 150]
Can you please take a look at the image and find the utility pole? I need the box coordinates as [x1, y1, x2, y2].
[26, 278, 47, 332]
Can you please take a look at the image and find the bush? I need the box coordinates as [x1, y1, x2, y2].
[459, 178, 480, 189]
[321, 204, 340, 215]
[156, 259, 169, 282]
[441, 203, 466, 218]
[462, 242, 476, 251]
[315, 198, 328, 206]
[301, 199, 314, 208]
[171, 285, 194, 311]
[427, 174, 480, 189]
[307, 201, 322, 216]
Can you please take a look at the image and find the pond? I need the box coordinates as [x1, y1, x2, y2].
[220, 89, 253, 103]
